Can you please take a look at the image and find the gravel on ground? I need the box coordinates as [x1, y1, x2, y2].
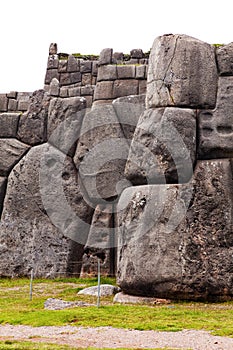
[0, 325, 233, 349]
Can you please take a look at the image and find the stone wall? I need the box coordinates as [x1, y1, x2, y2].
[44, 44, 148, 107]
[0, 36, 232, 301]
[117, 34, 233, 301]
[0, 91, 32, 113]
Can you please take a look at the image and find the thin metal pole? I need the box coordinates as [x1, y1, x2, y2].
[29, 268, 34, 301]
[97, 258, 101, 308]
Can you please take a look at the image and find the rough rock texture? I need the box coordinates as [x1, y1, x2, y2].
[0, 139, 30, 176]
[44, 298, 91, 310]
[98, 48, 113, 66]
[0, 143, 93, 277]
[74, 103, 129, 202]
[81, 204, 115, 277]
[78, 284, 120, 296]
[216, 42, 233, 75]
[17, 90, 51, 145]
[125, 107, 196, 184]
[146, 34, 218, 109]
[0, 113, 20, 138]
[0, 177, 7, 216]
[113, 292, 170, 305]
[117, 159, 233, 301]
[112, 94, 146, 141]
[48, 96, 86, 156]
[198, 76, 233, 159]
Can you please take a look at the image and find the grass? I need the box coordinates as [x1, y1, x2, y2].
[0, 277, 233, 338]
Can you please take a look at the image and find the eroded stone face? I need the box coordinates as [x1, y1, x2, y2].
[117, 159, 233, 301]
[17, 90, 51, 145]
[0, 138, 30, 176]
[74, 103, 130, 202]
[198, 76, 233, 159]
[0, 176, 7, 216]
[125, 107, 196, 185]
[112, 94, 146, 141]
[48, 96, 86, 156]
[0, 143, 93, 278]
[146, 34, 218, 109]
[216, 42, 233, 75]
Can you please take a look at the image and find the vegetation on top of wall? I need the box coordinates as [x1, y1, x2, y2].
[72, 53, 99, 60]
[212, 43, 225, 47]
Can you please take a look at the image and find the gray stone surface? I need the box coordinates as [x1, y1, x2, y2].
[198, 76, 233, 159]
[49, 43, 57, 55]
[0, 94, 8, 112]
[99, 48, 113, 66]
[112, 94, 146, 141]
[49, 78, 60, 96]
[48, 96, 86, 156]
[117, 65, 136, 79]
[0, 143, 93, 278]
[0, 139, 30, 176]
[80, 61, 92, 73]
[44, 298, 92, 310]
[136, 65, 146, 79]
[130, 49, 144, 59]
[94, 81, 114, 100]
[146, 34, 218, 109]
[78, 284, 120, 296]
[113, 292, 170, 305]
[44, 69, 60, 85]
[17, 90, 51, 145]
[0, 177, 7, 216]
[125, 107, 196, 185]
[216, 42, 233, 75]
[97, 65, 117, 81]
[117, 159, 233, 301]
[74, 103, 129, 202]
[0, 113, 20, 138]
[81, 204, 115, 277]
[113, 80, 138, 99]
[67, 55, 79, 73]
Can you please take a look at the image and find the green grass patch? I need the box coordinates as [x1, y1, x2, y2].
[0, 278, 233, 337]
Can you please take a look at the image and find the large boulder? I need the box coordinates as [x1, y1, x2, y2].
[146, 34, 218, 109]
[117, 159, 233, 301]
[0, 143, 93, 277]
[112, 94, 146, 141]
[0, 139, 30, 176]
[17, 90, 51, 145]
[125, 107, 196, 185]
[0, 113, 20, 138]
[74, 103, 129, 202]
[198, 77, 233, 159]
[48, 96, 86, 156]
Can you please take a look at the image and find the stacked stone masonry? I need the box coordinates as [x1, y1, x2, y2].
[0, 36, 232, 301]
[44, 44, 148, 107]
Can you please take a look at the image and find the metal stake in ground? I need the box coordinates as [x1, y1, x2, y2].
[29, 268, 34, 301]
[97, 258, 101, 308]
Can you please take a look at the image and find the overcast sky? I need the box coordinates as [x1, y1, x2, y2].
[0, 0, 232, 92]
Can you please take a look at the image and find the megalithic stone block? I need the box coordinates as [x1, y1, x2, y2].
[0, 143, 94, 278]
[117, 159, 233, 301]
[198, 76, 233, 159]
[74, 103, 130, 203]
[125, 107, 196, 185]
[146, 34, 218, 109]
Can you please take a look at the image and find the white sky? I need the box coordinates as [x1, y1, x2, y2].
[0, 0, 232, 92]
